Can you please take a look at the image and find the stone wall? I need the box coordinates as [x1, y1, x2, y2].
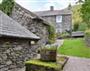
[10, 3, 49, 47]
[0, 37, 38, 71]
[28, 20, 49, 46]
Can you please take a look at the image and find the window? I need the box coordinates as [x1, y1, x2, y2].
[56, 16, 62, 23]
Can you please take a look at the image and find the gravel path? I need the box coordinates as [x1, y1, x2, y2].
[63, 56, 90, 71]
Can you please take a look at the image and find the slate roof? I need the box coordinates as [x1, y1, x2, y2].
[15, 3, 49, 26]
[0, 10, 40, 39]
[35, 8, 72, 17]
[15, 3, 38, 19]
[71, 31, 84, 37]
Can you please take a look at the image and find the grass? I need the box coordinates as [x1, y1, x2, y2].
[25, 59, 61, 69]
[58, 38, 90, 58]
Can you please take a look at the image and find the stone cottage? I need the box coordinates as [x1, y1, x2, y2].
[0, 10, 40, 71]
[35, 6, 72, 33]
[10, 3, 50, 47]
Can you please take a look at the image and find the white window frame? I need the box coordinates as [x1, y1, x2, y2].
[56, 15, 62, 23]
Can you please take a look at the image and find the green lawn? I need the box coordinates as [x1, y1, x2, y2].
[58, 38, 90, 58]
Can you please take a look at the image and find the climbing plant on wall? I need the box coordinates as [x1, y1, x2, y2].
[0, 0, 15, 16]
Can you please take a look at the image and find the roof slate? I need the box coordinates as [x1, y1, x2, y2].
[14, 3, 49, 26]
[35, 8, 72, 17]
[0, 10, 40, 39]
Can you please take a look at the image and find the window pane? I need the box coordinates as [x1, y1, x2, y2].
[56, 16, 62, 23]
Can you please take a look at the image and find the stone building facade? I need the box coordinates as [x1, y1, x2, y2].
[10, 3, 49, 47]
[0, 10, 39, 71]
[35, 6, 72, 33]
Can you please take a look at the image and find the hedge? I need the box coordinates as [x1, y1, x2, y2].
[85, 29, 90, 37]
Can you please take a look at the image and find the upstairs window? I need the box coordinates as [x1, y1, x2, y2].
[56, 16, 62, 23]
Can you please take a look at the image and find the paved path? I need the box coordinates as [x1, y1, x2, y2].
[63, 56, 90, 71]
[56, 39, 64, 47]
[54, 39, 64, 47]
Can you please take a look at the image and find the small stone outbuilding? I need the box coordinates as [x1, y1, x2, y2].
[10, 3, 50, 47]
[0, 10, 40, 71]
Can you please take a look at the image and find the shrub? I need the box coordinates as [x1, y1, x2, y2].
[73, 23, 79, 31]
[60, 32, 70, 37]
[85, 30, 90, 37]
[37, 45, 57, 54]
[78, 23, 88, 31]
[56, 32, 70, 38]
[73, 22, 88, 32]
[47, 25, 56, 44]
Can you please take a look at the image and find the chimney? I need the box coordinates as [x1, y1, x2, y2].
[50, 6, 54, 11]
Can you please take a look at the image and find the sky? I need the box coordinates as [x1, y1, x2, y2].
[0, 0, 78, 12]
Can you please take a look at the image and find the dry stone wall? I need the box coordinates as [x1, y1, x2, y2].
[0, 38, 37, 71]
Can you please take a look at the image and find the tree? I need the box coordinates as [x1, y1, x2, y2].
[80, 0, 90, 28]
[0, 0, 15, 15]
